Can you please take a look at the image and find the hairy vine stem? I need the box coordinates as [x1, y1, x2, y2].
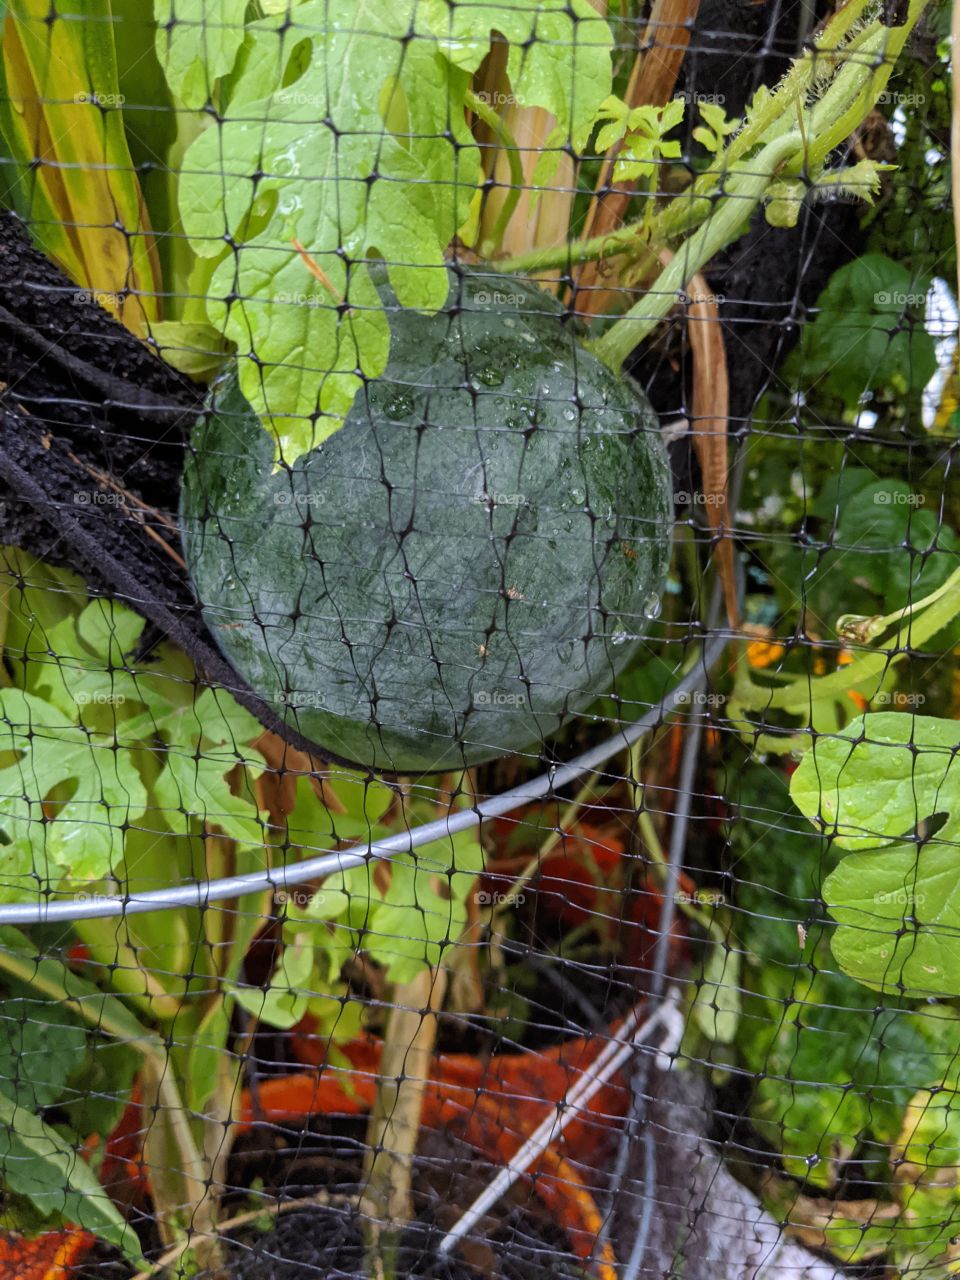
[589, 132, 800, 370]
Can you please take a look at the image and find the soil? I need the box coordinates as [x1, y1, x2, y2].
[226, 1124, 588, 1279]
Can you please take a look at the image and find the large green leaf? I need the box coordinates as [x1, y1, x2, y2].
[789, 253, 937, 403]
[791, 713, 958, 851]
[179, 0, 613, 463]
[0, 1093, 145, 1263]
[0, 689, 148, 892]
[180, 0, 477, 461]
[791, 713, 960, 995]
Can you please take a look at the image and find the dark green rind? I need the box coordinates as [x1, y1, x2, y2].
[181, 268, 671, 771]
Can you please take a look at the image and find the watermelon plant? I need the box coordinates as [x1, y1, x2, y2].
[170, 0, 929, 772]
[0, 0, 950, 1274]
[0, 549, 483, 1270]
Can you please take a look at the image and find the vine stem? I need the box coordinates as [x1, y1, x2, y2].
[591, 0, 931, 373]
[589, 132, 801, 371]
[464, 88, 525, 259]
[494, 0, 930, 368]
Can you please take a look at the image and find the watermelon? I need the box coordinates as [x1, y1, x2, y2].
[181, 268, 672, 771]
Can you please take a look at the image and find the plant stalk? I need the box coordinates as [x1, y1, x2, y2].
[361, 965, 448, 1280]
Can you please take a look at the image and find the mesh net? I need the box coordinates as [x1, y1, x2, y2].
[0, 0, 957, 1277]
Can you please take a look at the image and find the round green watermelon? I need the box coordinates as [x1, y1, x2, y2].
[181, 268, 672, 772]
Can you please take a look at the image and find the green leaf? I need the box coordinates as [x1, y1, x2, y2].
[789, 253, 937, 403]
[152, 747, 266, 844]
[179, 0, 612, 462]
[773, 469, 960, 639]
[791, 713, 960, 996]
[0, 689, 148, 893]
[824, 839, 960, 996]
[423, 0, 612, 154]
[0, 996, 87, 1113]
[145, 320, 235, 381]
[691, 943, 740, 1044]
[0, 1092, 145, 1264]
[180, 0, 479, 462]
[154, 0, 247, 108]
[790, 712, 959, 850]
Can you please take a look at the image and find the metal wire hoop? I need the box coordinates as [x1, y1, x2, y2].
[0, 636, 726, 925]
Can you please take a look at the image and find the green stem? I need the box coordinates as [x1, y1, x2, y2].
[465, 89, 525, 260]
[590, 132, 801, 371]
[591, 0, 932, 374]
[798, 8, 926, 174]
[494, 0, 929, 333]
[838, 567, 960, 645]
[750, 563, 960, 717]
[494, 218, 658, 278]
[691, 0, 876, 196]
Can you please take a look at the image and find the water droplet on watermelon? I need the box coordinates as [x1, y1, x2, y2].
[383, 390, 414, 420]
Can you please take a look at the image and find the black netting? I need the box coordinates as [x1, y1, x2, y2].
[0, 1, 956, 1277]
